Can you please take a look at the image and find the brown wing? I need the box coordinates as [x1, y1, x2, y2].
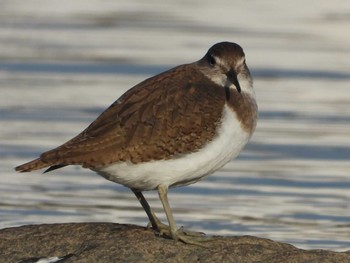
[16, 64, 226, 171]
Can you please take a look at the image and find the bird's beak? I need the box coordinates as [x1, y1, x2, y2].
[227, 70, 241, 93]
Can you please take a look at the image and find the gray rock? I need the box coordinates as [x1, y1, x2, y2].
[0, 223, 349, 263]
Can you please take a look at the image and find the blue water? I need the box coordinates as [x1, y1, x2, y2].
[1, 1, 349, 252]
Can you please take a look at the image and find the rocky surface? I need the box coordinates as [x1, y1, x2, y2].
[1, 223, 349, 263]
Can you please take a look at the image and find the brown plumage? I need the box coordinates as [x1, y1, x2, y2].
[16, 42, 257, 174]
[16, 65, 229, 172]
[15, 42, 258, 245]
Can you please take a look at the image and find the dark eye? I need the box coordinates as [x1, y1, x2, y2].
[208, 54, 216, 66]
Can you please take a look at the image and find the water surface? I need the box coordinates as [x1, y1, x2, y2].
[1, 0, 349, 251]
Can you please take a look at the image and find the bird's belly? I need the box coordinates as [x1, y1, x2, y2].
[95, 105, 251, 191]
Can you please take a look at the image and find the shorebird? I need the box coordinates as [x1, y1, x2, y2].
[16, 42, 258, 244]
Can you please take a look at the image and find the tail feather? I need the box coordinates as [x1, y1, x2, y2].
[15, 158, 50, 173]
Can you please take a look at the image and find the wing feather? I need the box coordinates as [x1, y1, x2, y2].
[39, 64, 226, 168]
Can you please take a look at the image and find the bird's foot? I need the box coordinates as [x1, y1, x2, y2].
[148, 222, 212, 247]
[170, 227, 213, 247]
[147, 220, 170, 236]
[177, 226, 206, 237]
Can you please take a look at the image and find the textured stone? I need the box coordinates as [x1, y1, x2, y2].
[0, 223, 349, 263]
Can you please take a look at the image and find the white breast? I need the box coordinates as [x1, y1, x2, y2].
[96, 104, 251, 191]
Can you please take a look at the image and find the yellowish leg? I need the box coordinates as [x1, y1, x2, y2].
[157, 185, 178, 237]
[133, 187, 209, 246]
[157, 184, 209, 246]
[132, 189, 171, 235]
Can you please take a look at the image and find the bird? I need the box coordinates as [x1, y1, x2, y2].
[15, 41, 258, 245]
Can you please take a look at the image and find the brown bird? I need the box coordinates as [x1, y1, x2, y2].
[15, 42, 258, 244]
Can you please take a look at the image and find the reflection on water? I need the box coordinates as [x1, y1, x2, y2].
[1, 0, 350, 252]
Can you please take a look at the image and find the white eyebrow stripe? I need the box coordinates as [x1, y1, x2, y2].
[214, 55, 246, 70]
[213, 56, 226, 68]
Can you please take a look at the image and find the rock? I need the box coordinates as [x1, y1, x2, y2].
[0, 223, 349, 263]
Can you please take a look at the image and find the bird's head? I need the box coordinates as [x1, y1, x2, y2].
[198, 42, 253, 95]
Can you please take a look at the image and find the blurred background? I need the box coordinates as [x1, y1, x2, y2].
[1, 0, 349, 251]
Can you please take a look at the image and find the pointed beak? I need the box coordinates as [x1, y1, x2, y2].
[227, 69, 241, 93]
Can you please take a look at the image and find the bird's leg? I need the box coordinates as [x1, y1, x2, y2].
[132, 189, 170, 235]
[157, 184, 209, 246]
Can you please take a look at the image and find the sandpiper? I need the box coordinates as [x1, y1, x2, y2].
[16, 42, 258, 244]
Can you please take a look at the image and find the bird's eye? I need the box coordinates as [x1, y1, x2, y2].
[208, 55, 216, 66]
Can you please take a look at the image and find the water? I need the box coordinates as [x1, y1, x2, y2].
[1, 0, 350, 251]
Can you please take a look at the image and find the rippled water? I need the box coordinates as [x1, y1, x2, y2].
[1, 0, 350, 251]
